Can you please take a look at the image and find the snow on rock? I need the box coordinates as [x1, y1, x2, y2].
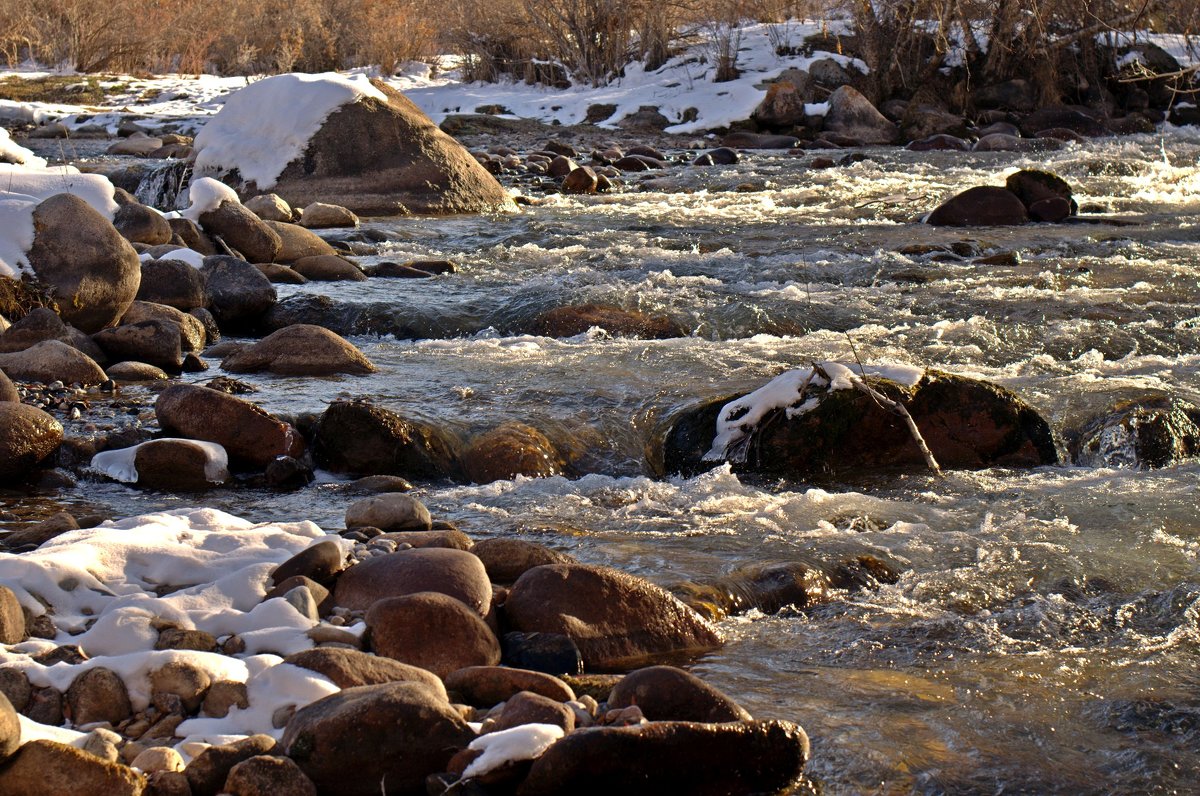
[91, 439, 230, 485]
[0, 164, 118, 218]
[180, 175, 241, 222]
[463, 723, 565, 778]
[0, 127, 46, 167]
[704, 362, 925, 462]
[0, 508, 352, 750]
[192, 73, 388, 190]
[0, 196, 36, 277]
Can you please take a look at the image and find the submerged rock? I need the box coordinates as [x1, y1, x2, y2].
[663, 367, 1057, 478]
[462, 422, 565, 483]
[528, 304, 686, 339]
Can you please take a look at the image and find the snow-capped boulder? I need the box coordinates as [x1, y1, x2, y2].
[662, 366, 1057, 478]
[191, 73, 512, 216]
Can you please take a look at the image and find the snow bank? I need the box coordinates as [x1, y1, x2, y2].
[192, 73, 387, 190]
[0, 127, 46, 167]
[704, 362, 925, 462]
[0, 508, 354, 747]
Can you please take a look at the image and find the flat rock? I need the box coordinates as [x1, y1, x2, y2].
[284, 647, 447, 697]
[0, 338, 107, 384]
[445, 665, 575, 706]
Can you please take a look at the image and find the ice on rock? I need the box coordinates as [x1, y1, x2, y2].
[463, 723, 565, 778]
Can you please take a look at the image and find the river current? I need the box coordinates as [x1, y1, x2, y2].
[12, 128, 1200, 793]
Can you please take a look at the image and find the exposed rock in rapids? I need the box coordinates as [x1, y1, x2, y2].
[663, 368, 1058, 478]
[1068, 395, 1200, 469]
[312, 399, 462, 480]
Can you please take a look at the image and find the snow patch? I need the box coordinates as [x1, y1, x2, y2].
[192, 72, 387, 190]
[0, 127, 46, 167]
[463, 723, 565, 778]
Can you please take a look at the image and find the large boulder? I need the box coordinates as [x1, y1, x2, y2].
[185, 734, 277, 796]
[26, 194, 141, 333]
[92, 319, 183, 371]
[333, 547, 492, 614]
[345, 493, 432, 532]
[195, 75, 512, 215]
[312, 399, 462, 479]
[155, 383, 304, 467]
[366, 592, 501, 678]
[1004, 169, 1076, 222]
[198, 200, 283, 263]
[517, 720, 809, 796]
[0, 339, 107, 384]
[925, 185, 1029, 226]
[663, 369, 1058, 478]
[112, 201, 172, 245]
[751, 71, 814, 130]
[262, 221, 336, 262]
[223, 755, 316, 796]
[822, 85, 898, 145]
[65, 667, 132, 725]
[121, 301, 206, 352]
[0, 403, 63, 482]
[0, 691, 17, 762]
[137, 259, 208, 311]
[471, 538, 575, 585]
[220, 324, 375, 375]
[1068, 396, 1200, 469]
[504, 563, 723, 670]
[280, 682, 475, 795]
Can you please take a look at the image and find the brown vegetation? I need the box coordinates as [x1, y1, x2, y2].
[0, 0, 1195, 102]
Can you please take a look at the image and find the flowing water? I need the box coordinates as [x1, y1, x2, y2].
[11, 129, 1200, 793]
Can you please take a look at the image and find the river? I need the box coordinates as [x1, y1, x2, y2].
[10, 127, 1200, 793]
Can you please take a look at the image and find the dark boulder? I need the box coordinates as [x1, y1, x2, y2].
[197, 201, 283, 264]
[1068, 396, 1200, 469]
[823, 85, 897, 145]
[137, 259, 208, 311]
[0, 403, 63, 482]
[607, 665, 751, 723]
[1004, 169, 1076, 222]
[926, 186, 1029, 226]
[201, 256, 277, 331]
[462, 422, 565, 483]
[313, 399, 462, 479]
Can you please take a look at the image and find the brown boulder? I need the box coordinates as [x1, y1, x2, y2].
[220, 324, 376, 375]
[280, 682, 474, 795]
[517, 720, 809, 796]
[271, 540, 345, 587]
[445, 666, 575, 706]
[334, 547, 492, 614]
[608, 665, 751, 722]
[113, 201, 173, 245]
[491, 690, 574, 733]
[366, 592, 501, 677]
[0, 584, 25, 644]
[0, 306, 104, 359]
[925, 186, 1029, 226]
[299, 202, 359, 229]
[121, 301, 205, 352]
[198, 200, 282, 263]
[65, 667, 132, 726]
[0, 402, 63, 482]
[243, 194, 293, 222]
[0, 338, 106, 384]
[561, 166, 598, 195]
[752, 78, 812, 129]
[312, 399, 461, 479]
[0, 368, 15, 402]
[345, 493, 433, 532]
[0, 739, 145, 796]
[224, 755, 316, 796]
[288, 254, 367, 282]
[137, 259, 208, 311]
[529, 304, 686, 339]
[1005, 169, 1076, 222]
[155, 383, 304, 467]
[462, 422, 565, 484]
[106, 361, 169, 381]
[284, 648, 447, 697]
[129, 438, 231, 490]
[93, 319, 183, 371]
[185, 734, 277, 796]
[262, 221, 336, 261]
[471, 538, 576, 585]
[27, 194, 141, 333]
[200, 256, 277, 331]
[0, 691, 17, 762]
[505, 563, 723, 670]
